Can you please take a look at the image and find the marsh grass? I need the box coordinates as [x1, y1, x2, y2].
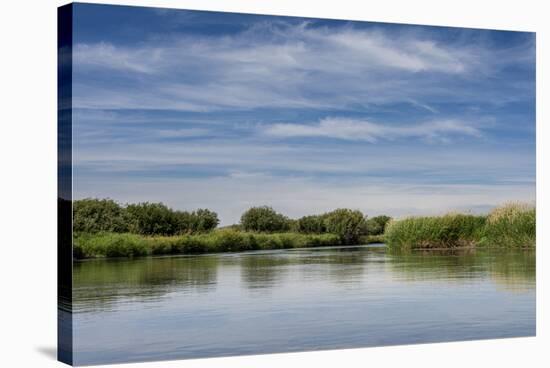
[480, 202, 536, 248]
[385, 214, 486, 250]
[73, 233, 148, 258]
[385, 203, 535, 250]
[74, 230, 342, 259]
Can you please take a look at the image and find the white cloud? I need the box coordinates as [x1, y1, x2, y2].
[72, 22, 533, 112]
[70, 20, 535, 221]
[74, 42, 157, 74]
[264, 117, 482, 142]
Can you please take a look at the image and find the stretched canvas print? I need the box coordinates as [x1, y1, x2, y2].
[58, 2, 536, 366]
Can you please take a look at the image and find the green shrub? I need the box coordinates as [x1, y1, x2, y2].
[324, 209, 367, 244]
[73, 198, 129, 233]
[173, 209, 220, 234]
[126, 202, 178, 235]
[74, 199, 220, 236]
[365, 215, 392, 235]
[296, 214, 327, 234]
[191, 209, 220, 233]
[240, 206, 291, 232]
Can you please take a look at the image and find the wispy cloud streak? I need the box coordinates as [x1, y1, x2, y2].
[73, 21, 534, 112]
[265, 117, 482, 142]
[71, 7, 536, 224]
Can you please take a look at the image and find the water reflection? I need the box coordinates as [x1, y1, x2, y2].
[73, 256, 219, 312]
[387, 248, 535, 292]
[240, 254, 291, 290]
[74, 246, 536, 313]
[73, 245, 535, 365]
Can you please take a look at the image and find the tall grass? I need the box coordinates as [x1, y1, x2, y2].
[385, 214, 486, 250]
[480, 202, 536, 248]
[385, 203, 536, 250]
[73, 233, 148, 258]
[74, 230, 342, 259]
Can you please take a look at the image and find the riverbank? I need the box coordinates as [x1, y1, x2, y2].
[74, 231, 387, 259]
[385, 203, 535, 250]
[73, 202, 535, 259]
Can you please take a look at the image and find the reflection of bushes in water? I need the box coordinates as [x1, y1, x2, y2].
[73, 256, 219, 312]
[486, 250, 535, 292]
[307, 248, 370, 267]
[240, 255, 292, 289]
[388, 248, 535, 291]
[325, 250, 369, 284]
[240, 247, 374, 290]
[388, 248, 481, 281]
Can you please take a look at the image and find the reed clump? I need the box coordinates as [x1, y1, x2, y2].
[385, 213, 486, 250]
[385, 203, 535, 250]
[480, 202, 535, 248]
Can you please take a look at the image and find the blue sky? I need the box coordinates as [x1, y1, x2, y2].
[72, 3, 536, 225]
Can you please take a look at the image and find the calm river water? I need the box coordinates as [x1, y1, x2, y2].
[72, 245, 535, 365]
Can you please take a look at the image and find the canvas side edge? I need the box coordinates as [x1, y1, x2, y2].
[58, 3, 74, 366]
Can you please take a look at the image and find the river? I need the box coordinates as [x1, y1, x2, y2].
[72, 245, 535, 365]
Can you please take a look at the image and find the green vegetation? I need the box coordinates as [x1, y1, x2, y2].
[74, 230, 342, 259]
[360, 234, 385, 244]
[385, 213, 486, 249]
[73, 198, 535, 258]
[73, 199, 386, 258]
[295, 209, 369, 244]
[73, 233, 148, 258]
[240, 206, 291, 233]
[296, 214, 327, 234]
[73, 198, 129, 233]
[385, 203, 535, 250]
[480, 203, 536, 248]
[73, 199, 219, 235]
[365, 215, 392, 235]
[323, 209, 366, 244]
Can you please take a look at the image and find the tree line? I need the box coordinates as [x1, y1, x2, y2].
[73, 199, 391, 244]
[73, 199, 219, 235]
[240, 206, 390, 244]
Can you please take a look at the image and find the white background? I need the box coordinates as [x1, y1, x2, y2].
[0, 0, 547, 367]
